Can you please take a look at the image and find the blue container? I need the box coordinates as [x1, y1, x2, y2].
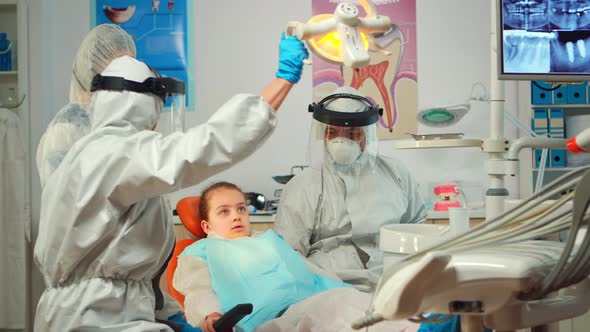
[553, 85, 568, 104]
[567, 82, 587, 104]
[531, 81, 553, 105]
[550, 150, 567, 167]
[0, 33, 12, 71]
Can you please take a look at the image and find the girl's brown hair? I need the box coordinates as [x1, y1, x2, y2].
[199, 181, 244, 220]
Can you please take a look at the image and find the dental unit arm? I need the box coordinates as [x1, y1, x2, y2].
[285, 0, 391, 68]
[353, 167, 590, 332]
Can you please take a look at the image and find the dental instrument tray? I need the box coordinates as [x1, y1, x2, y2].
[408, 133, 464, 141]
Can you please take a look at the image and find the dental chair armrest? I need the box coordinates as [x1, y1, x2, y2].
[213, 303, 253, 332]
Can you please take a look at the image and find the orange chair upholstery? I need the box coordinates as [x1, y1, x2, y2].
[167, 196, 207, 308]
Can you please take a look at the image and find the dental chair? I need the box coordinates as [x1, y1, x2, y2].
[167, 196, 206, 307]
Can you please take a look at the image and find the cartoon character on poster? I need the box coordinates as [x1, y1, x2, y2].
[312, 0, 418, 140]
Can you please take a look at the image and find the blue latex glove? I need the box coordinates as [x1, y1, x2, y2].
[276, 32, 309, 83]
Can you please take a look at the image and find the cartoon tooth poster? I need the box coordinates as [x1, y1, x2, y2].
[311, 0, 417, 139]
[93, 0, 192, 109]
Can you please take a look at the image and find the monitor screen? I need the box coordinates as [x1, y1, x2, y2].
[498, 0, 590, 81]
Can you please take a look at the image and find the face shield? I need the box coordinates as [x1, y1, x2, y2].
[90, 67, 186, 132]
[307, 90, 382, 174]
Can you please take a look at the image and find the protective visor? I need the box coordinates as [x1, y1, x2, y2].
[90, 73, 187, 132]
[308, 93, 383, 127]
[306, 93, 381, 173]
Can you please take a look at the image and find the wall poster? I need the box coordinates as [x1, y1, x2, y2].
[312, 0, 417, 139]
[92, 0, 193, 110]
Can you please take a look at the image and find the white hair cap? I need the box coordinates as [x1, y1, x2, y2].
[69, 24, 136, 105]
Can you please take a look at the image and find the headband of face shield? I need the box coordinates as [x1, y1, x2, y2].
[90, 68, 187, 132]
[90, 74, 185, 104]
[308, 93, 383, 127]
[307, 92, 381, 172]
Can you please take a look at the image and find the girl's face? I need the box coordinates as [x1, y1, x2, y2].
[201, 188, 251, 239]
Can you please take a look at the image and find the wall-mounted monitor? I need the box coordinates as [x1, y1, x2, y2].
[498, 0, 590, 81]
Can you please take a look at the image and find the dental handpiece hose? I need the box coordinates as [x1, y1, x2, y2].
[567, 128, 590, 153]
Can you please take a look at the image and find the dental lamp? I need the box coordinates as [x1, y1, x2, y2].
[416, 103, 471, 128]
[286, 0, 391, 68]
[416, 82, 490, 128]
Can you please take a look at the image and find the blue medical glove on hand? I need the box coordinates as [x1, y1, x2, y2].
[276, 32, 309, 84]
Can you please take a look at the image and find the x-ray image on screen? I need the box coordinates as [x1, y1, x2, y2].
[499, 0, 590, 80]
[549, 0, 590, 30]
[503, 30, 552, 74]
[503, 0, 550, 31]
[552, 31, 590, 72]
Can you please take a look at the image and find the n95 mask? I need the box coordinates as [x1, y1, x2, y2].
[326, 137, 362, 165]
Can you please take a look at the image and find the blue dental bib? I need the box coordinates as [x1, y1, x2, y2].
[181, 230, 349, 332]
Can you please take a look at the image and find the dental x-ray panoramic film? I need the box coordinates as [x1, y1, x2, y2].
[499, 0, 590, 81]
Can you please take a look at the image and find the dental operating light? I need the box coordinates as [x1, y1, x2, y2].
[286, 0, 391, 68]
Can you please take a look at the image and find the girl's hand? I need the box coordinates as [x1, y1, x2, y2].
[201, 312, 222, 332]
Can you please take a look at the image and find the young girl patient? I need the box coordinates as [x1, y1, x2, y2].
[173, 182, 420, 332]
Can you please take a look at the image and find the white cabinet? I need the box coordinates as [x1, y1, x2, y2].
[529, 81, 590, 182]
[0, 0, 18, 106]
[0, 0, 30, 331]
[0, 0, 27, 115]
[525, 82, 590, 332]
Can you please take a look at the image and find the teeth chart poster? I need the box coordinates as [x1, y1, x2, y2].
[93, 0, 192, 108]
[311, 0, 418, 140]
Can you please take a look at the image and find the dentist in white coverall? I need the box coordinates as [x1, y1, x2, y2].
[33, 33, 308, 331]
[274, 86, 427, 292]
[34, 24, 193, 329]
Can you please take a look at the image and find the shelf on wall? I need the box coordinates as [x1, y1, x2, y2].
[531, 104, 590, 109]
[533, 167, 589, 172]
[390, 139, 483, 150]
[0, 71, 17, 76]
[0, 0, 16, 5]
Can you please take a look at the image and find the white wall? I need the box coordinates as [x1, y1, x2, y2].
[28, 0, 523, 210]
[26, 0, 525, 325]
[168, 0, 314, 204]
[387, 0, 521, 205]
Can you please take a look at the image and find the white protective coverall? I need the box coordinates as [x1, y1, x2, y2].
[274, 86, 427, 292]
[33, 55, 277, 331]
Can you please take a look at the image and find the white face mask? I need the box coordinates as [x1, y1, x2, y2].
[326, 137, 362, 165]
